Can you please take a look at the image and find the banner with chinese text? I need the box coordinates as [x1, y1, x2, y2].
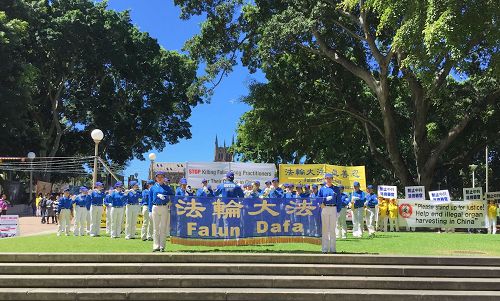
[170, 196, 322, 246]
[279, 164, 366, 193]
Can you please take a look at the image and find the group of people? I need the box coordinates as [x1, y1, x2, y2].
[52, 170, 499, 254]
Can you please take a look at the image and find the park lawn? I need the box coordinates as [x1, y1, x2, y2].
[0, 231, 499, 256]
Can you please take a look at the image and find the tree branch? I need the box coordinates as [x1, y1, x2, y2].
[358, 0, 386, 69]
[363, 122, 393, 171]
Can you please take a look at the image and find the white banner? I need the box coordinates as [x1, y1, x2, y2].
[153, 162, 186, 184]
[378, 185, 397, 198]
[185, 162, 276, 189]
[429, 190, 451, 202]
[405, 186, 426, 201]
[397, 200, 487, 228]
[0, 215, 20, 238]
[463, 187, 482, 201]
[486, 191, 500, 203]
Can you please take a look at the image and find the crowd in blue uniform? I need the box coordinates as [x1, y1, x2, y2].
[56, 170, 383, 254]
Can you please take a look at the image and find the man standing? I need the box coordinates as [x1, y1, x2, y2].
[141, 180, 154, 241]
[268, 177, 283, 198]
[149, 172, 174, 252]
[89, 182, 105, 237]
[125, 181, 141, 240]
[215, 172, 244, 198]
[365, 185, 378, 237]
[110, 182, 127, 239]
[104, 188, 113, 235]
[310, 184, 319, 197]
[196, 179, 214, 197]
[350, 182, 366, 238]
[336, 185, 350, 239]
[73, 187, 90, 236]
[318, 173, 341, 253]
[57, 189, 72, 236]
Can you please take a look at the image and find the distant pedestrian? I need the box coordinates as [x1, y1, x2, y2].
[0, 194, 9, 215]
[46, 195, 57, 224]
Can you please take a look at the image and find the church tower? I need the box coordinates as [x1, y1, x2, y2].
[214, 135, 234, 162]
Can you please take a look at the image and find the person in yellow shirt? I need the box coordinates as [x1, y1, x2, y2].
[487, 200, 498, 234]
[35, 193, 43, 217]
[377, 197, 388, 232]
[388, 199, 399, 232]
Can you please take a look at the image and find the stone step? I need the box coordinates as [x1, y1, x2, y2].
[0, 288, 499, 301]
[1, 252, 499, 266]
[0, 275, 498, 291]
[1, 263, 499, 277]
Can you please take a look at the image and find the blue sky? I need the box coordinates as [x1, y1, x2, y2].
[104, 0, 265, 181]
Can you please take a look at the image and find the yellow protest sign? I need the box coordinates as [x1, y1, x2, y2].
[279, 164, 366, 193]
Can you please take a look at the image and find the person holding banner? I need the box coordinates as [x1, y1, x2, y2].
[268, 177, 284, 198]
[261, 180, 272, 198]
[149, 172, 174, 252]
[377, 197, 388, 232]
[141, 180, 154, 241]
[196, 179, 214, 197]
[109, 182, 127, 239]
[57, 189, 72, 236]
[365, 185, 378, 237]
[350, 182, 366, 238]
[336, 185, 349, 239]
[487, 200, 498, 234]
[125, 181, 141, 240]
[310, 184, 318, 197]
[318, 173, 341, 253]
[89, 182, 105, 237]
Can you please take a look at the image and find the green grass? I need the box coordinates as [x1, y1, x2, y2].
[1, 231, 499, 256]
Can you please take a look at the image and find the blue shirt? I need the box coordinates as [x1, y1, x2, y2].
[215, 181, 244, 198]
[351, 190, 367, 208]
[338, 192, 350, 212]
[126, 190, 141, 205]
[284, 192, 295, 199]
[318, 184, 341, 206]
[300, 192, 310, 198]
[90, 190, 106, 206]
[141, 189, 150, 206]
[109, 190, 127, 207]
[268, 187, 284, 198]
[196, 187, 214, 197]
[176, 187, 193, 197]
[73, 194, 91, 208]
[104, 194, 112, 207]
[57, 196, 72, 212]
[148, 183, 174, 212]
[366, 193, 379, 207]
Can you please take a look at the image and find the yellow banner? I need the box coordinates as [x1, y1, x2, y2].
[100, 205, 144, 228]
[279, 164, 366, 192]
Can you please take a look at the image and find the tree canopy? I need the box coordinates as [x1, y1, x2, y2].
[176, 0, 500, 189]
[0, 0, 200, 166]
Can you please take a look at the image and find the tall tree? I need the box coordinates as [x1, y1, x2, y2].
[176, 0, 499, 189]
[0, 0, 200, 166]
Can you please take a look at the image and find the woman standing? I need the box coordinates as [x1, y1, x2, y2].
[0, 194, 9, 216]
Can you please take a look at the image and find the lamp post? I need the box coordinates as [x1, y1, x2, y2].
[91, 129, 104, 188]
[469, 164, 478, 188]
[148, 153, 156, 179]
[27, 152, 36, 206]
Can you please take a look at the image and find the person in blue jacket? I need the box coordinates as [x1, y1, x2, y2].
[149, 172, 174, 252]
[176, 178, 193, 196]
[215, 171, 244, 198]
[309, 184, 319, 197]
[89, 182, 105, 237]
[141, 180, 154, 241]
[317, 173, 341, 253]
[336, 185, 350, 239]
[365, 185, 379, 237]
[125, 181, 141, 240]
[57, 189, 72, 236]
[72, 187, 90, 237]
[196, 179, 214, 197]
[109, 182, 127, 238]
[104, 188, 113, 235]
[350, 182, 367, 238]
[268, 177, 284, 198]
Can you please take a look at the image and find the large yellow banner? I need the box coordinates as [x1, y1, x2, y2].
[279, 164, 366, 192]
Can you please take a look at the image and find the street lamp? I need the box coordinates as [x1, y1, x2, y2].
[27, 152, 36, 207]
[469, 164, 478, 188]
[91, 129, 104, 188]
[148, 153, 156, 179]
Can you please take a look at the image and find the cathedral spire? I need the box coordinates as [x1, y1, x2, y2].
[215, 135, 218, 147]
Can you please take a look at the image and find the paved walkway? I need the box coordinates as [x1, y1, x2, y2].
[19, 216, 58, 236]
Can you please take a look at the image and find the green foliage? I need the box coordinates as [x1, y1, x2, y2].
[0, 0, 200, 166]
